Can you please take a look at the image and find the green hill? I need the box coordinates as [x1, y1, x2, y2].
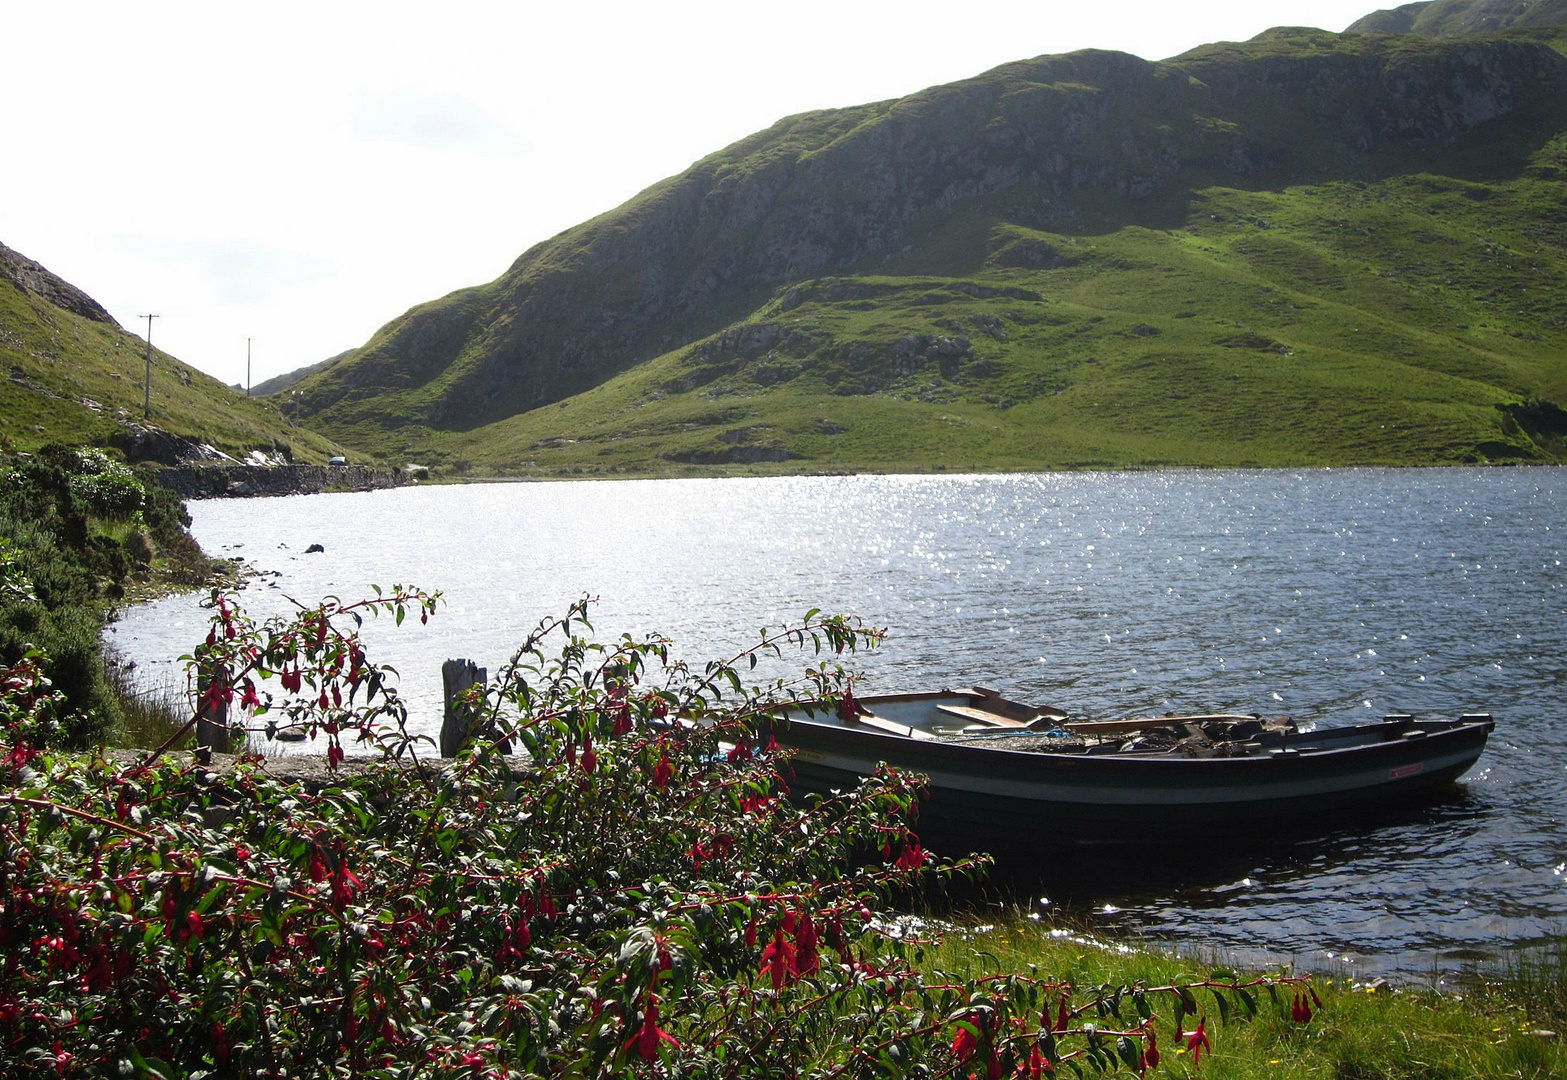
[290, 27, 1567, 475]
[0, 242, 346, 463]
[250, 350, 350, 398]
[1348, 0, 1567, 36]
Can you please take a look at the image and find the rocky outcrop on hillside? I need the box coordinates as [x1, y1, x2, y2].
[293, 33, 1567, 440]
[0, 242, 118, 325]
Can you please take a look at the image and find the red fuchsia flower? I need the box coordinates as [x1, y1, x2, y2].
[761, 927, 798, 989]
[794, 907, 819, 978]
[1186, 1018, 1210, 1065]
[332, 861, 362, 911]
[744, 916, 758, 948]
[213, 1021, 230, 1063]
[627, 994, 678, 1061]
[1142, 1028, 1159, 1071]
[1291, 992, 1313, 1023]
[653, 749, 673, 789]
[82, 946, 114, 993]
[726, 739, 752, 763]
[580, 735, 597, 774]
[1309, 985, 1323, 1010]
[327, 743, 344, 769]
[986, 1051, 1002, 1080]
[838, 685, 858, 721]
[1028, 1043, 1051, 1077]
[43, 935, 80, 971]
[281, 665, 302, 693]
[895, 835, 925, 871]
[823, 914, 845, 954]
[185, 912, 206, 940]
[1054, 995, 1071, 1033]
[240, 679, 261, 710]
[6, 740, 37, 768]
[951, 1021, 979, 1063]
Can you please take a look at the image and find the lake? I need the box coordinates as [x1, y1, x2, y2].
[108, 467, 1566, 980]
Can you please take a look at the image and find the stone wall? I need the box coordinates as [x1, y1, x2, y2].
[155, 464, 408, 499]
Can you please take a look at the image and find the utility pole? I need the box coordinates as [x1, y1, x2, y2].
[140, 314, 159, 418]
[246, 337, 252, 396]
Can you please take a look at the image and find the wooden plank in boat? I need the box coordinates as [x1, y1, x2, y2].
[935, 704, 1030, 728]
[854, 713, 940, 740]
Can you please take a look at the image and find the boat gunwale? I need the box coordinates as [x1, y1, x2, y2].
[769, 704, 1492, 777]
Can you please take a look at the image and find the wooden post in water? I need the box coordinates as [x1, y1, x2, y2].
[441, 659, 487, 757]
[196, 662, 233, 754]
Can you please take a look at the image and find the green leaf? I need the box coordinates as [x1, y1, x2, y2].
[128, 1047, 175, 1080]
[1116, 1036, 1141, 1069]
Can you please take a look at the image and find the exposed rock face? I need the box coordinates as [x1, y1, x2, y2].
[293, 34, 1567, 438]
[0, 242, 118, 325]
[112, 424, 233, 467]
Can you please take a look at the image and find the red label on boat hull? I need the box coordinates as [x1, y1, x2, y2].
[1389, 762, 1424, 780]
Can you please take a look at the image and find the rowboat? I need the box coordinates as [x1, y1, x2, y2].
[765, 687, 1494, 850]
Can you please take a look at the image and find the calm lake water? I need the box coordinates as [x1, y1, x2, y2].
[108, 468, 1566, 979]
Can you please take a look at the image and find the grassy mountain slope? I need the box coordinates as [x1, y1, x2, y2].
[0, 242, 345, 461]
[250, 350, 349, 398]
[1349, 0, 1567, 36]
[293, 28, 1567, 474]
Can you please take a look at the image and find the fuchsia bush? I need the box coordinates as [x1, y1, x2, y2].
[0, 587, 1317, 1077]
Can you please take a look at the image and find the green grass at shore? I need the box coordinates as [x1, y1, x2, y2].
[926, 914, 1565, 1079]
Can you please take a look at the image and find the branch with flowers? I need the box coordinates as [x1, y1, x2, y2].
[0, 587, 1319, 1077]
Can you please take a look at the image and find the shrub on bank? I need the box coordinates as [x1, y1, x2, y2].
[0, 588, 1318, 1077]
[0, 446, 208, 746]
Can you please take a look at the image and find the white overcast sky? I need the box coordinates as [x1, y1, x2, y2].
[5, 1, 1383, 386]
